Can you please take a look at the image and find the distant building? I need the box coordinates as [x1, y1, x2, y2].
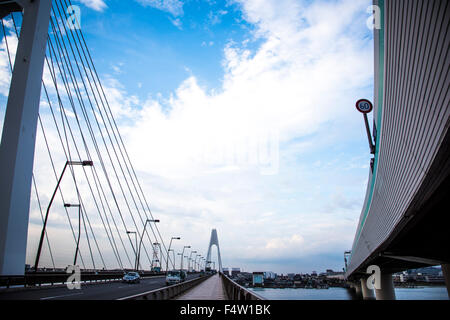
[222, 268, 230, 276]
[231, 268, 241, 277]
[263, 271, 276, 280]
[252, 272, 264, 287]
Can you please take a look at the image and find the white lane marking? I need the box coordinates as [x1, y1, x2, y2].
[40, 292, 84, 300]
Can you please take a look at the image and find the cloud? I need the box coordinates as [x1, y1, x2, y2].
[78, 0, 108, 12]
[136, 0, 184, 16]
[116, 0, 374, 272]
[0, 0, 374, 273]
[0, 22, 17, 96]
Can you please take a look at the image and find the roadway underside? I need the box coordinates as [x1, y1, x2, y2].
[0, 274, 198, 300]
[351, 128, 450, 277]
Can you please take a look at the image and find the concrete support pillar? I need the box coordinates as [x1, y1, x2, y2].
[353, 282, 363, 299]
[375, 273, 396, 300]
[0, 0, 52, 276]
[360, 277, 375, 300]
[441, 264, 450, 299]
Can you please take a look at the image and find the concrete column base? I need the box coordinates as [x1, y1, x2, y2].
[354, 281, 363, 300]
[375, 273, 396, 300]
[361, 277, 375, 300]
[441, 264, 450, 299]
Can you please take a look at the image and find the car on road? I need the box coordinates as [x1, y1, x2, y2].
[122, 272, 141, 284]
[165, 270, 186, 286]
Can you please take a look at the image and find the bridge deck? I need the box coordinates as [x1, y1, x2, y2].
[175, 274, 227, 300]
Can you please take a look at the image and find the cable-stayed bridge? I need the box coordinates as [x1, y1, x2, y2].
[0, 0, 449, 300]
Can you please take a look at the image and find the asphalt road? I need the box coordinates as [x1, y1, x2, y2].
[0, 274, 199, 300]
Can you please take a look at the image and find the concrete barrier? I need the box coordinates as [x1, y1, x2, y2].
[219, 272, 265, 300]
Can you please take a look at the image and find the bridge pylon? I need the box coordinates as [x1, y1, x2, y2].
[0, 0, 52, 276]
[205, 229, 222, 272]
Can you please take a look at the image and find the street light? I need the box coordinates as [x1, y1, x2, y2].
[63, 204, 82, 265]
[136, 219, 159, 271]
[167, 249, 174, 271]
[166, 236, 180, 273]
[188, 250, 197, 272]
[181, 245, 190, 271]
[194, 254, 201, 272]
[127, 231, 137, 271]
[177, 253, 183, 269]
[184, 255, 188, 271]
[152, 242, 161, 270]
[344, 250, 351, 274]
[34, 160, 93, 271]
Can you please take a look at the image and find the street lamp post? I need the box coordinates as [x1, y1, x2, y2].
[152, 242, 161, 271]
[188, 250, 197, 272]
[194, 254, 201, 272]
[177, 253, 183, 269]
[136, 219, 159, 271]
[34, 160, 93, 271]
[64, 204, 82, 265]
[126, 231, 137, 271]
[166, 237, 180, 273]
[181, 245, 190, 271]
[167, 249, 173, 271]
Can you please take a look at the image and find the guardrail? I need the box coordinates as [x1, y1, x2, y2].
[220, 272, 265, 300]
[0, 271, 165, 288]
[118, 274, 212, 300]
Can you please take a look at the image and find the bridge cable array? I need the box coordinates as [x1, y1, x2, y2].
[0, 0, 175, 271]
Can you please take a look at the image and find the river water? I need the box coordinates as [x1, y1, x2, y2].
[249, 286, 449, 300]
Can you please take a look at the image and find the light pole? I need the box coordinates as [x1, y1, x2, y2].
[181, 245, 190, 271]
[152, 242, 161, 271]
[34, 160, 93, 271]
[188, 250, 197, 272]
[177, 253, 183, 269]
[344, 250, 351, 275]
[194, 254, 201, 272]
[166, 236, 180, 273]
[126, 231, 137, 271]
[64, 204, 82, 266]
[167, 249, 173, 271]
[136, 219, 159, 271]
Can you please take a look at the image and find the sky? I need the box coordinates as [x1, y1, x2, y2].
[0, 0, 376, 274]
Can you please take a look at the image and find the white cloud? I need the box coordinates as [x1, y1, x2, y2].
[78, 0, 108, 12]
[137, 0, 184, 16]
[0, 0, 374, 273]
[115, 0, 374, 272]
[0, 23, 17, 96]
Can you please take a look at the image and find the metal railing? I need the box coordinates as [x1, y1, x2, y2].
[220, 272, 265, 300]
[117, 274, 212, 300]
[0, 271, 165, 288]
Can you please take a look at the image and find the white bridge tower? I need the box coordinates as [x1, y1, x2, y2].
[205, 229, 222, 272]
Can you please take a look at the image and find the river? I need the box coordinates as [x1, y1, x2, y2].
[249, 286, 449, 300]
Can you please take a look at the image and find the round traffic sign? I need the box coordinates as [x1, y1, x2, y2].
[355, 99, 373, 114]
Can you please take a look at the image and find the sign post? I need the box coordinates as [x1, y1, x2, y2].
[356, 99, 375, 154]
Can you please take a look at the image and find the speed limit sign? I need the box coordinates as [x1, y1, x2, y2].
[356, 99, 373, 114]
